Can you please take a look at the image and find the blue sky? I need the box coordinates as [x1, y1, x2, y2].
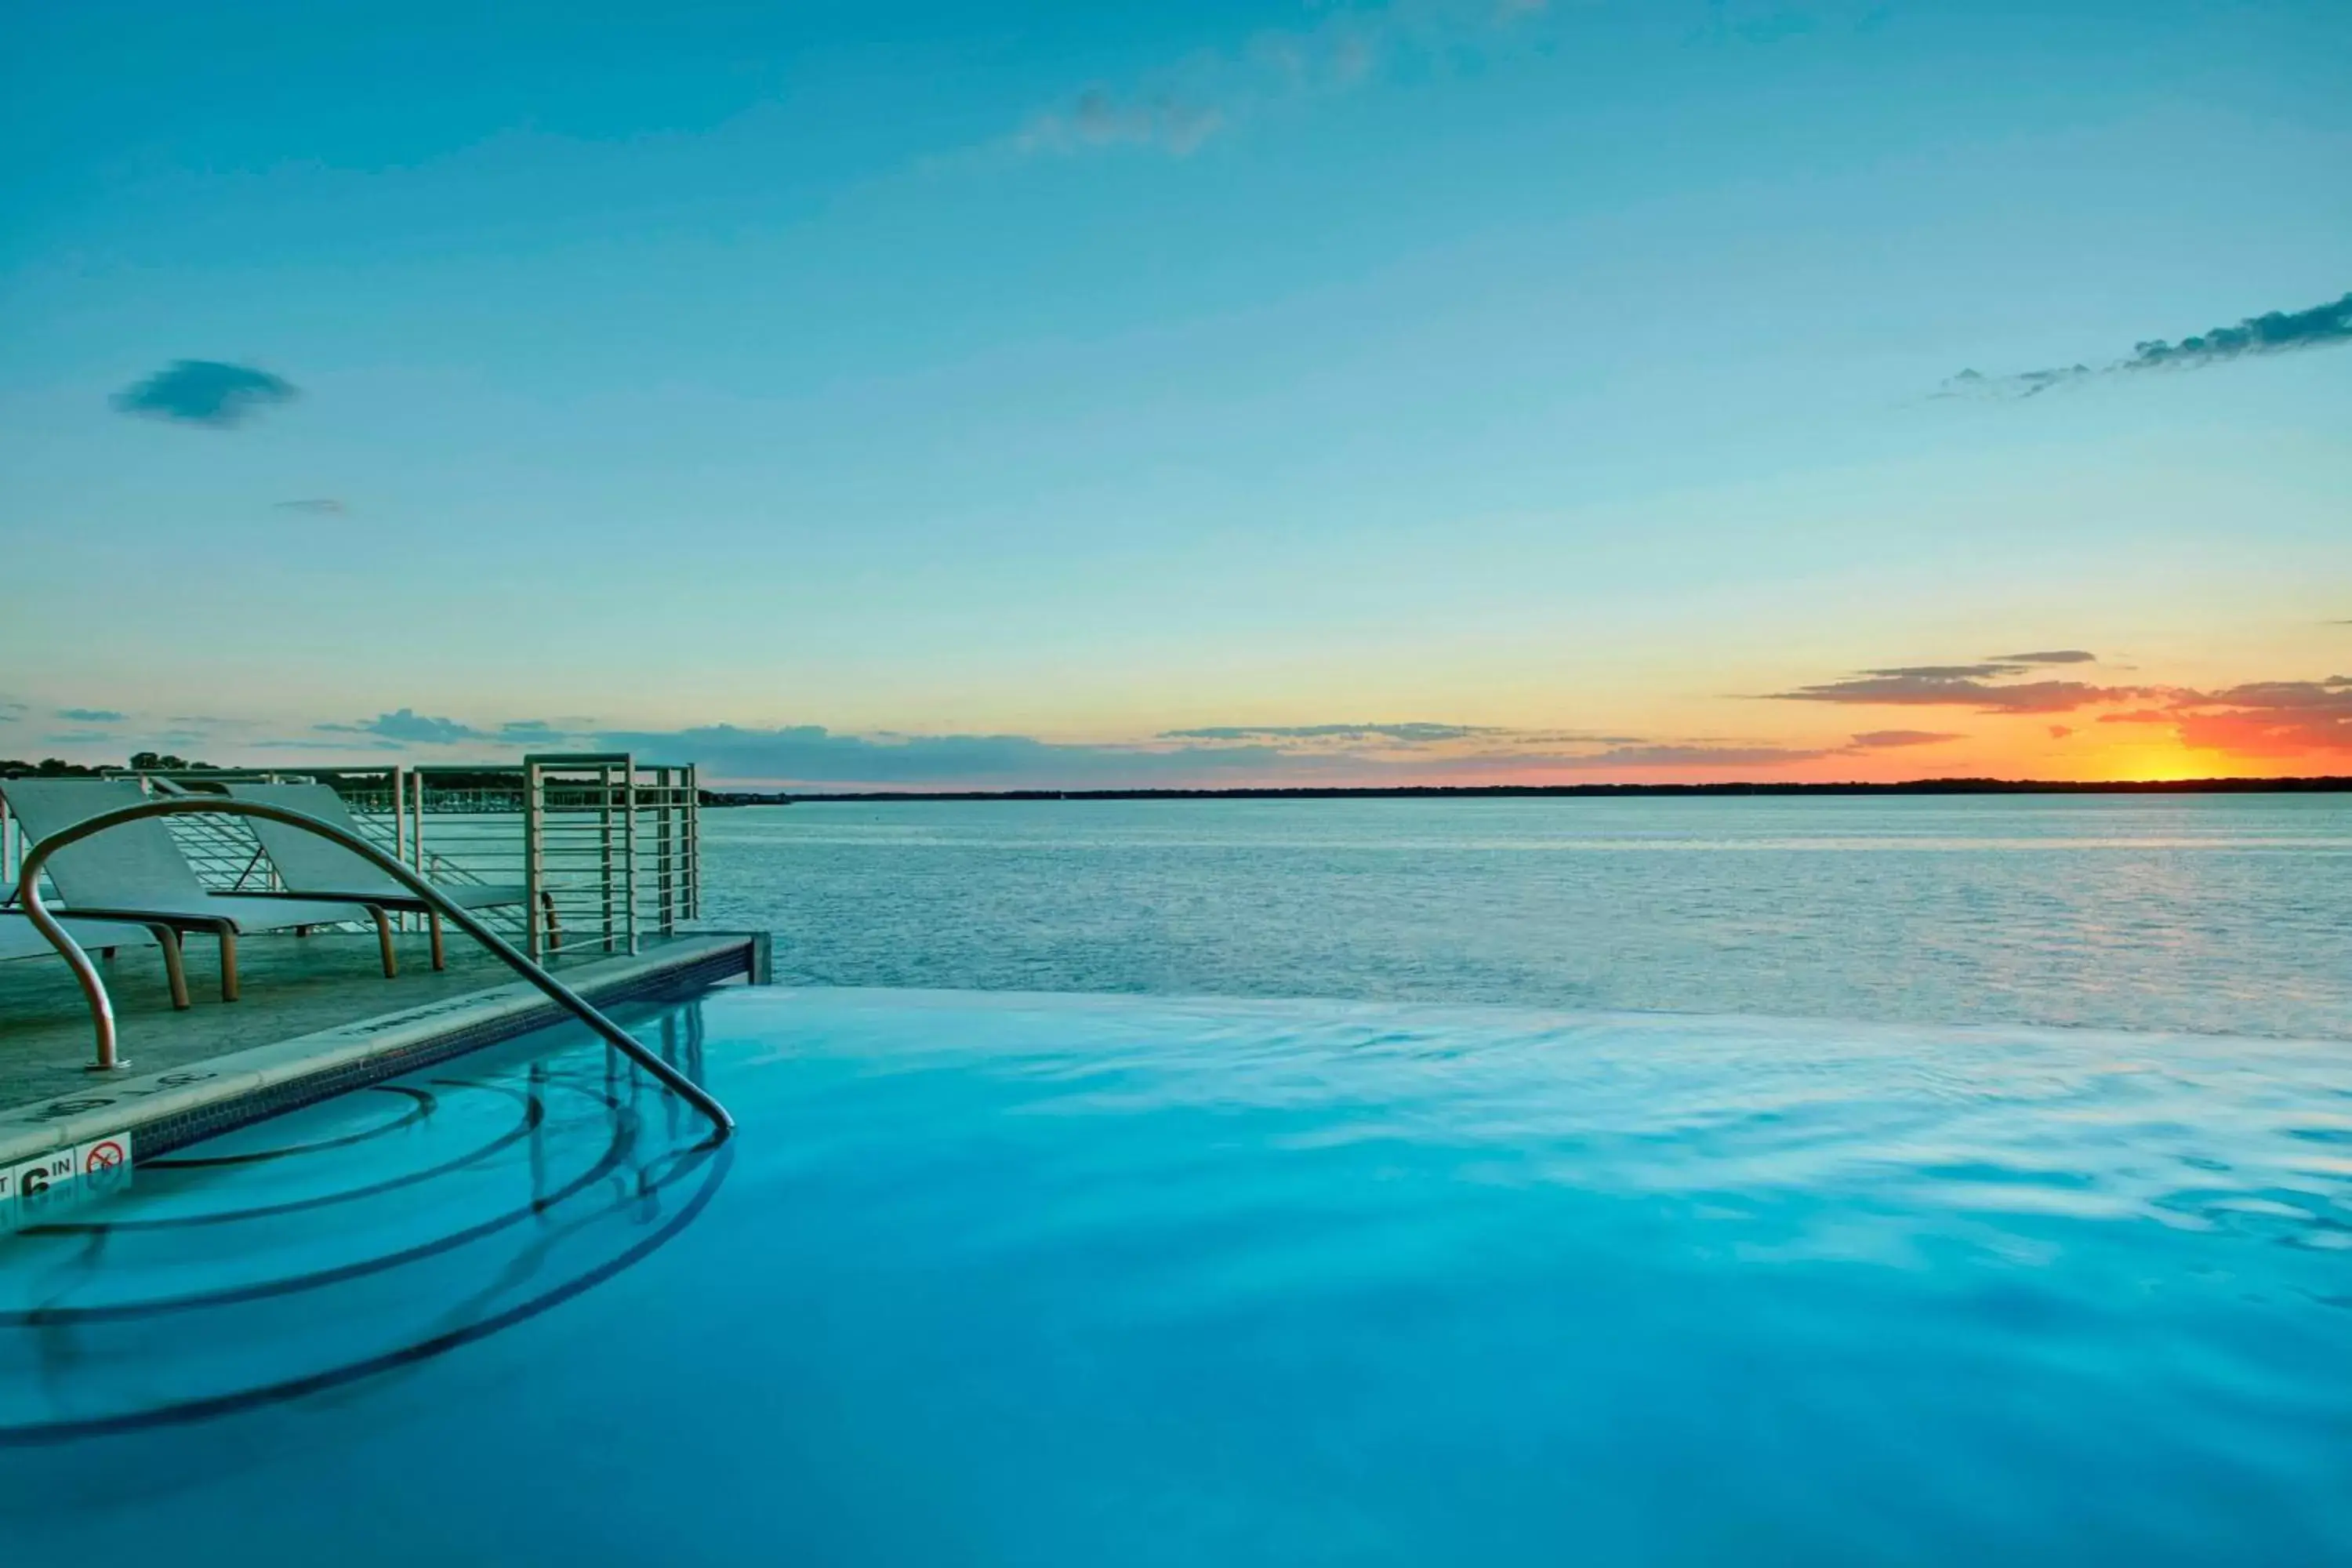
[2, 0, 2348, 786]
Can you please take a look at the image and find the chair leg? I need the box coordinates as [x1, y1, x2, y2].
[372, 908, 398, 978]
[429, 909, 446, 971]
[219, 927, 240, 1003]
[154, 927, 191, 1010]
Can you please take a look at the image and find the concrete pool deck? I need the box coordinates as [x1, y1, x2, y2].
[0, 929, 766, 1167]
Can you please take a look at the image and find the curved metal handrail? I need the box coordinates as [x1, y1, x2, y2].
[14, 797, 734, 1139]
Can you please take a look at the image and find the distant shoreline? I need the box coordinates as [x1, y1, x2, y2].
[702, 776, 2352, 806]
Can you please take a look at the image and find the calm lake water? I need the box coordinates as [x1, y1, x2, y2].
[699, 795, 2352, 1040]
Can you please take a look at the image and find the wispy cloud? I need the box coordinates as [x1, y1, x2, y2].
[1941, 290, 2352, 400]
[1847, 730, 1963, 749]
[112, 360, 299, 428]
[55, 707, 127, 724]
[318, 708, 489, 745]
[1006, 0, 1552, 159]
[1769, 651, 2138, 714]
[304, 711, 597, 749]
[1014, 89, 1227, 157]
[274, 498, 347, 516]
[1773, 675, 2131, 714]
[2123, 677, 2352, 759]
[1993, 650, 2096, 666]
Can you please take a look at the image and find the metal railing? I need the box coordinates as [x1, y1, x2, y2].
[12, 797, 733, 1138]
[2, 757, 699, 962]
[519, 754, 700, 961]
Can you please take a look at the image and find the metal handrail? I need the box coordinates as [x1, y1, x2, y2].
[13, 797, 734, 1139]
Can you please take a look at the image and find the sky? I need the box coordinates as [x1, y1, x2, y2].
[2, 0, 2348, 789]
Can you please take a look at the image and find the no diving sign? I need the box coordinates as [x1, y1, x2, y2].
[2, 1130, 134, 1234]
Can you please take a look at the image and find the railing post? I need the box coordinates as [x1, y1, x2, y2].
[622, 754, 639, 956]
[655, 766, 676, 938]
[411, 768, 426, 880]
[390, 764, 408, 932]
[523, 759, 546, 961]
[684, 764, 700, 921]
[597, 759, 616, 954]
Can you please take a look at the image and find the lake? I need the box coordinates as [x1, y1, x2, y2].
[699, 794, 2352, 1040]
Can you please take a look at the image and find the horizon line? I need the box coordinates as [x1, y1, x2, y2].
[707, 776, 2352, 802]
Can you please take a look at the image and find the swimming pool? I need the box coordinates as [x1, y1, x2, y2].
[4, 986, 2349, 1562]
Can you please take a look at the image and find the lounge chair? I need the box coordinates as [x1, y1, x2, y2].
[223, 782, 529, 971]
[0, 779, 397, 1007]
[0, 913, 179, 1000]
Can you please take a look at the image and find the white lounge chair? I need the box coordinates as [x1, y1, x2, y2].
[0, 913, 177, 1000]
[0, 779, 398, 1006]
[223, 782, 529, 971]
[1, 913, 157, 963]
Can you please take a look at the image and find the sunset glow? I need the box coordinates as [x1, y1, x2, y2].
[2, 1, 2344, 791]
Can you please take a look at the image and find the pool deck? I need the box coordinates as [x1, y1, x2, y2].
[0, 928, 767, 1169]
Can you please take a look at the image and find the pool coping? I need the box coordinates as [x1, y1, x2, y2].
[0, 931, 768, 1167]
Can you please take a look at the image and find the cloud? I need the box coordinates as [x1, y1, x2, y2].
[2078, 677, 2352, 758]
[2125, 292, 2352, 369]
[1014, 89, 1225, 156]
[317, 708, 489, 745]
[1779, 677, 2122, 714]
[2047, 725, 2074, 740]
[111, 360, 299, 427]
[55, 707, 126, 723]
[2164, 677, 2352, 758]
[1769, 651, 2129, 714]
[274, 498, 347, 515]
[1772, 669, 2135, 714]
[1005, 0, 1552, 159]
[1941, 290, 2352, 398]
[1847, 730, 1963, 749]
[43, 730, 118, 746]
[1994, 650, 2096, 666]
[1860, 651, 2097, 681]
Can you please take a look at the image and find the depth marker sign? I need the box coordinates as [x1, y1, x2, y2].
[2, 1129, 134, 1234]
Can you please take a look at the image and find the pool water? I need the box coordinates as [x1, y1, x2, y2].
[3, 986, 2350, 1563]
